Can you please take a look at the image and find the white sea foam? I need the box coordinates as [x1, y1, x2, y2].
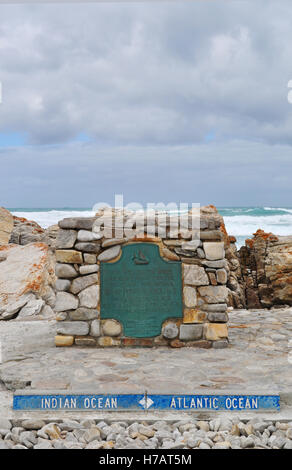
[11, 210, 95, 229]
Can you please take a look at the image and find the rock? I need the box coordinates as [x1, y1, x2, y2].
[55, 335, 74, 347]
[75, 336, 96, 346]
[20, 431, 38, 447]
[0, 419, 11, 432]
[284, 440, 292, 449]
[181, 240, 201, 251]
[102, 238, 127, 248]
[59, 217, 96, 230]
[162, 322, 179, 339]
[55, 292, 79, 312]
[42, 286, 56, 307]
[207, 312, 228, 322]
[218, 418, 232, 431]
[161, 247, 180, 261]
[212, 339, 228, 349]
[138, 425, 155, 438]
[79, 264, 99, 275]
[98, 245, 121, 262]
[269, 434, 286, 449]
[216, 269, 227, 284]
[75, 243, 101, 254]
[70, 273, 98, 294]
[22, 420, 46, 430]
[9, 216, 48, 246]
[57, 312, 68, 321]
[200, 303, 228, 312]
[55, 250, 83, 264]
[197, 421, 209, 432]
[84, 427, 101, 443]
[90, 319, 101, 337]
[84, 254, 97, 264]
[3, 293, 34, 315]
[0, 207, 13, 245]
[197, 248, 205, 259]
[78, 285, 99, 308]
[198, 442, 211, 449]
[102, 319, 122, 336]
[0, 243, 55, 316]
[69, 308, 98, 321]
[213, 441, 231, 449]
[97, 337, 121, 347]
[240, 436, 255, 448]
[77, 230, 103, 242]
[57, 321, 89, 336]
[38, 423, 62, 440]
[199, 230, 223, 240]
[198, 286, 229, 304]
[0, 441, 11, 449]
[179, 324, 203, 341]
[239, 232, 292, 308]
[183, 286, 197, 307]
[202, 260, 227, 269]
[55, 263, 78, 279]
[183, 264, 209, 286]
[204, 323, 228, 341]
[34, 442, 53, 449]
[55, 229, 77, 249]
[203, 242, 225, 261]
[55, 279, 71, 291]
[183, 309, 207, 323]
[18, 298, 45, 318]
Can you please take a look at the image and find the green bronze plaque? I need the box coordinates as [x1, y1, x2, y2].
[100, 243, 182, 338]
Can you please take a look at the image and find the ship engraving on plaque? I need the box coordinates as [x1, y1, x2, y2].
[100, 243, 182, 338]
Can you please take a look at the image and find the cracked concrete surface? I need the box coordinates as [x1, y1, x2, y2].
[0, 308, 291, 419]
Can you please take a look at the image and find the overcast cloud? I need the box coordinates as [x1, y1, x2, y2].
[0, 0, 292, 207]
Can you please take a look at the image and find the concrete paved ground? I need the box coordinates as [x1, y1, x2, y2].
[0, 308, 291, 419]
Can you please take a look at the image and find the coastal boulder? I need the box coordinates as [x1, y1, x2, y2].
[0, 207, 13, 245]
[0, 243, 56, 320]
[239, 230, 292, 308]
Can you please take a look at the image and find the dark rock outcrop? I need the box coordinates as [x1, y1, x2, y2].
[239, 230, 292, 308]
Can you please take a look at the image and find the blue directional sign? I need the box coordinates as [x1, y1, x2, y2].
[13, 393, 280, 411]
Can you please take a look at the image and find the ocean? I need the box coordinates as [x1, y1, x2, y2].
[8, 207, 292, 248]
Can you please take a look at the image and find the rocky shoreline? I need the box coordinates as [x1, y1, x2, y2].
[1, 205, 292, 322]
[0, 417, 292, 449]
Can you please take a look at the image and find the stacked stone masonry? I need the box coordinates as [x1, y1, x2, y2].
[54, 207, 229, 349]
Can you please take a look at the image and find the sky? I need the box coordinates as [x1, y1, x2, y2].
[0, 0, 292, 208]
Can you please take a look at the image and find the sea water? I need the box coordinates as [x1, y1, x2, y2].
[8, 206, 292, 248]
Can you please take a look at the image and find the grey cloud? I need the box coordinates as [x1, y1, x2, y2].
[0, 1, 292, 206]
[0, 1, 292, 146]
[0, 140, 291, 207]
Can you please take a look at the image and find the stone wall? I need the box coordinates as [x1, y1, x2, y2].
[54, 206, 229, 349]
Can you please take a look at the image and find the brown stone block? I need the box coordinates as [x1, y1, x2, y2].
[55, 335, 74, 347]
[122, 338, 138, 347]
[170, 339, 185, 348]
[75, 336, 97, 347]
[97, 336, 121, 347]
[56, 250, 83, 264]
[183, 308, 207, 323]
[204, 323, 228, 341]
[161, 247, 180, 261]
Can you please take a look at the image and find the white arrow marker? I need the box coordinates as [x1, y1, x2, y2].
[139, 396, 154, 409]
